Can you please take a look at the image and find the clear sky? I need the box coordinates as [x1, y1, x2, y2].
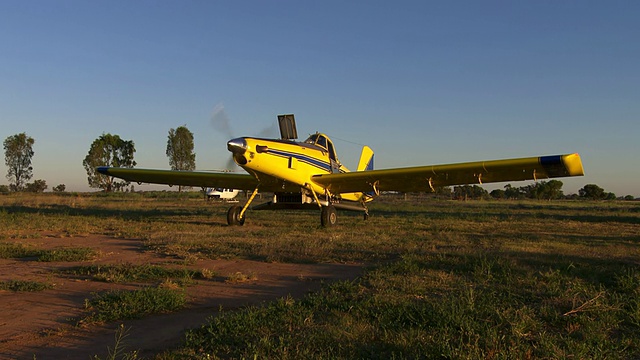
[1, 1, 638, 196]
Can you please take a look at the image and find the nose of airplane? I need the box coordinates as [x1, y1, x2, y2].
[227, 138, 247, 154]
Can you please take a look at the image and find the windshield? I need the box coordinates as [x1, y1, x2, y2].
[304, 133, 338, 162]
[304, 133, 327, 149]
[304, 133, 320, 145]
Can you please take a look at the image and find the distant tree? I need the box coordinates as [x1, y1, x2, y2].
[624, 195, 635, 201]
[166, 126, 196, 171]
[25, 179, 47, 193]
[431, 186, 452, 199]
[52, 184, 66, 192]
[83, 133, 136, 192]
[3, 133, 35, 191]
[579, 184, 606, 200]
[604, 192, 617, 200]
[503, 184, 523, 199]
[0, 184, 9, 194]
[525, 180, 564, 200]
[490, 189, 506, 199]
[453, 185, 488, 200]
[166, 125, 196, 192]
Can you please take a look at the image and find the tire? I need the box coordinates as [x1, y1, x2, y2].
[227, 205, 245, 226]
[321, 205, 337, 227]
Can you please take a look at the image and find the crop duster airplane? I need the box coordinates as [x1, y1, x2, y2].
[97, 114, 584, 227]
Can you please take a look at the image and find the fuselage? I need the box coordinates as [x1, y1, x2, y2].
[227, 133, 362, 201]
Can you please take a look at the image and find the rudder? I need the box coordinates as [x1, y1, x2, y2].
[357, 146, 374, 172]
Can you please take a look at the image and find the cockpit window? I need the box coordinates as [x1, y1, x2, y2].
[304, 133, 327, 150]
[327, 140, 337, 161]
[305, 133, 338, 163]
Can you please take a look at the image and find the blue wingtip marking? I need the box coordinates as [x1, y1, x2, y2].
[97, 166, 109, 175]
[540, 155, 562, 166]
[540, 155, 570, 177]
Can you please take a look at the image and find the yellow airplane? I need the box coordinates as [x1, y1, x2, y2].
[97, 114, 584, 227]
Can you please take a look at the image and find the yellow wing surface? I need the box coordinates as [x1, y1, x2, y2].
[96, 167, 259, 190]
[311, 153, 584, 194]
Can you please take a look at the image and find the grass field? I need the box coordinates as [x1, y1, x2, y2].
[1, 192, 639, 359]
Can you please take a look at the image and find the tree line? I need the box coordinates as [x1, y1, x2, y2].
[447, 181, 628, 201]
[2, 126, 195, 194]
[1, 130, 637, 200]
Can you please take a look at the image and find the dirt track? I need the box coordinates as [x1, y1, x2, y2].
[0, 235, 362, 359]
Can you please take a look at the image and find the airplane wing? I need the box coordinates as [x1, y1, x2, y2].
[96, 167, 259, 190]
[311, 153, 584, 194]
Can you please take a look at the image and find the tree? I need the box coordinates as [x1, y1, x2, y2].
[53, 184, 66, 192]
[83, 133, 136, 192]
[490, 189, 506, 199]
[166, 126, 196, 192]
[3, 133, 35, 191]
[540, 180, 564, 200]
[166, 126, 196, 171]
[524, 180, 564, 200]
[25, 179, 47, 193]
[453, 185, 488, 200]
[579, 184, 606, 200]
[504, 184, 523, 199]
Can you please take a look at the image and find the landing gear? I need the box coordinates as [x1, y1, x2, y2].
[321, 205, 337, 227]
[227, 186, 260, 226]
[227, 205, 245, 226]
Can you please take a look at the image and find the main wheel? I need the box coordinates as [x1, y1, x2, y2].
[321, 205, 337, 227]
[227, 205, 245, 226]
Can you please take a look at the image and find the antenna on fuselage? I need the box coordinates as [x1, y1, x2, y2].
[277, 114, 298, 140]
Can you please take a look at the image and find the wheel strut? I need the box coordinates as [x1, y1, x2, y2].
[227, 186, 259, 226]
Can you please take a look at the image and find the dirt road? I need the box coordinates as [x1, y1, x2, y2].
[0, 235, 362, 359]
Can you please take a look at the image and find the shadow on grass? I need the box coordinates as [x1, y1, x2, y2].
[1, 204, 216, 221]
[370, 206, 640, 225]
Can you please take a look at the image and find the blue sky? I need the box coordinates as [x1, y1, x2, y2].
[1, 1, 638, 196]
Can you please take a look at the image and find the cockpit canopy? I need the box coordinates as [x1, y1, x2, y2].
[305, 133, 338, 162]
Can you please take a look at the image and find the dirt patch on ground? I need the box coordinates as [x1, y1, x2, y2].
[0, 235, 363, 359]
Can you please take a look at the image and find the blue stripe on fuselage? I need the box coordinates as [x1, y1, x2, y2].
[266, 149, 334, 173]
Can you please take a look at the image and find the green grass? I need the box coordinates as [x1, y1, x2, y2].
[82, 286, 187, 324]
[61, 263, 212, 283]
[176, 253, 640, 359]
[37, 247, 97, 262]
[0, 242, 97, 262]
[1, 193, 639, 358]
[0, 280, 52, 292]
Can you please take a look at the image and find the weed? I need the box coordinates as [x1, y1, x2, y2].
[91, 324, 139, 360]
[225, 271, 258, 283]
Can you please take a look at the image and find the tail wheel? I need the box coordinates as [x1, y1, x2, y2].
[227, 205, 245, 226]
[321, 205, 337, 227]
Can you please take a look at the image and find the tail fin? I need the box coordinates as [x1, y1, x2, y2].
[357, 146, 374, 172]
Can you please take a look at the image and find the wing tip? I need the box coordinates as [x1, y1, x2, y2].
[96, 166, 110, 175]
[562, 153, 585, 177]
